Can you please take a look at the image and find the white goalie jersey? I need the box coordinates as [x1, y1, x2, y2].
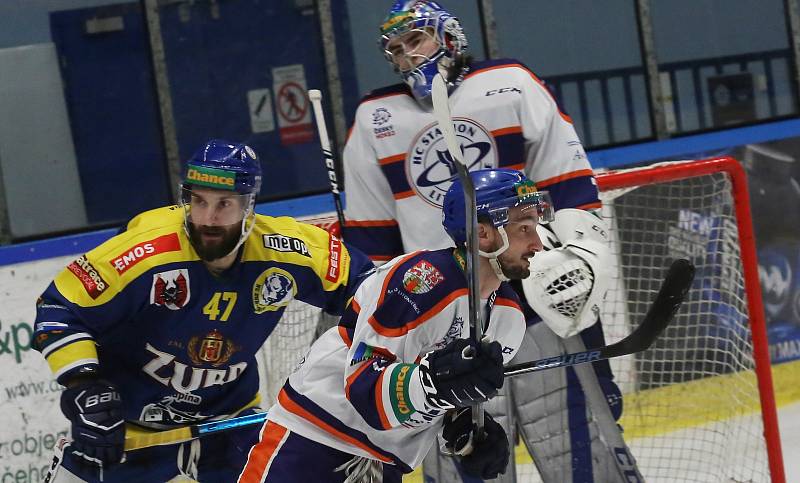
[342, 58, 601, 262]
[265, 248, 526, 471]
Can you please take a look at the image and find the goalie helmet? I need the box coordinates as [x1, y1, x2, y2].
[379, 0, 468, 101]
[442, 168, 554, 245]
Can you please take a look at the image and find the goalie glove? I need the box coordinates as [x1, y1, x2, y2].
[416, 338, 504, 410]
[441, 408, 510, 479]
[523, 209, 613, 338]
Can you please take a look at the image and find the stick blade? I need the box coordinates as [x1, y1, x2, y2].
[609, 258, 695, 357]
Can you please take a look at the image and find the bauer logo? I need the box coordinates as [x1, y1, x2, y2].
[262, 234, 311, 257]
[407, 119, 496, 207]
[67, 255, 108, 299]
[111, 233, 181, 274]
[252, 267, 296, 313]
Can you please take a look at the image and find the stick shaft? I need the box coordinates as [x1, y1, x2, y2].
[431, 74, 485, 435]
[308, 89, 347, 234]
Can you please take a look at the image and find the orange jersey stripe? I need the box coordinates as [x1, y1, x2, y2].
[239, 420, 289, 483]
[491, 126, 523, 137]
[535, 169, 595, 188]
[338, 325, 353, 348]
[368, 288, 469, 337]
[277, 389, 392, 463]
[375, 370, 393, 430]
[378, 153, 405, 166]
[495, 297, 522, 312]
[345, 219, 399, 228]
[394, 190, 415, 200]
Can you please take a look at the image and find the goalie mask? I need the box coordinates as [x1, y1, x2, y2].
[180, 139, 262, 261]
[442, 168, 554, 280]
[380, 0, 468, 102]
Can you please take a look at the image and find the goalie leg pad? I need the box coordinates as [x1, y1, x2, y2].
[511, 321, 627, 483]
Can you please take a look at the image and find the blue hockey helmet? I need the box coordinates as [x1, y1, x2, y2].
[442, 168, 554, 245]
[180, 140, 263, 260]
[181, 139, 262, 195]
[379, 0, 468, 101]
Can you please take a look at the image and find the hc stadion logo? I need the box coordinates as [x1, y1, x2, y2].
[406, 118, 497, 207]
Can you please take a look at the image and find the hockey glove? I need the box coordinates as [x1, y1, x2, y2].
[444, 409, 510, 479]
[60, 379, 125, 467]
[417, 338, 504, 410]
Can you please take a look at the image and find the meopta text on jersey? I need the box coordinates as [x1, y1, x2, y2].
[33, 205, 372, 428]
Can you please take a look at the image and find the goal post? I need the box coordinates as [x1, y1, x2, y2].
[256, 156, 785, 482]
[594, 156, 784, 482]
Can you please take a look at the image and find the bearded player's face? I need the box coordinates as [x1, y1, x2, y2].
[496, 205, 544, 280]
[183, 187, 248, 261]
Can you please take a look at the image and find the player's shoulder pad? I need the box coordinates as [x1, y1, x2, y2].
[358, 83, 412, 105]
[54, 205, 189, 306]
[243, 214, 337, 265]
[370, 249, 468, 333]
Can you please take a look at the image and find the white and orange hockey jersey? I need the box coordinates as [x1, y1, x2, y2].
[343, 58, 601, 262]
[264, 248, 526, 471]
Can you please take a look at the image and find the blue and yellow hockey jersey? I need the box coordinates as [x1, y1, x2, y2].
[33, 206, 373, 427]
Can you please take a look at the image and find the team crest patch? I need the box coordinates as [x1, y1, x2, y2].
[406, 119, 496, 207]
[150, 269, 190, 310]
[402, 260, 444, 294]
[187, 329, 239, 367]
[252, 267, 296, 313]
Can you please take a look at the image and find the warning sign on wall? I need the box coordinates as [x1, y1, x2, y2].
[272, 64, 314, 145]
[247, 88, 275, 134]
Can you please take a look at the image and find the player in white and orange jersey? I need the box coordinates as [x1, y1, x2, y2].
[239, 169, 552, 482]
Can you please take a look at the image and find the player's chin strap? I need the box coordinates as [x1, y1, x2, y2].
[479, 225, 511, 282]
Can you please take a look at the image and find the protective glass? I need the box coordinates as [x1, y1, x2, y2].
[485, 190, 554, 228]
[180, 186, 253, 226]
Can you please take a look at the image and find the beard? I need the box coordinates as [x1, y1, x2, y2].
[187, 222, 242, 261]
[497, 253, 531, 280]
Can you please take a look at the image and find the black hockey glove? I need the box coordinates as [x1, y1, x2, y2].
[60, 379, 125, 467]
[442, 409, 510, 479]
[417, 338, 504, 410]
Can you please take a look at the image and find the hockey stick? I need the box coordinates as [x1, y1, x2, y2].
[308, 89, 347, 238]
[504, 258, 695, 377]
[124, 412, 267, 451]
[430, 73, 487, 436]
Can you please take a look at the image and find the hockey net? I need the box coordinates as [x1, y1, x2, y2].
[255, 157, 783, 482]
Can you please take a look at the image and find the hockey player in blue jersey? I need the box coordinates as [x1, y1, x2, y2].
[341, 1, 631, 481]
[238, 169, 552, 482]
[33, 139, 374, 482]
